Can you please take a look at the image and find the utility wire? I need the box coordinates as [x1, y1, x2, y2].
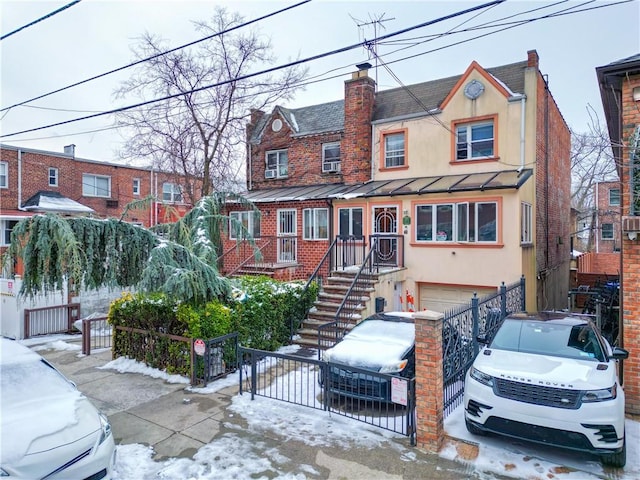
[0, 0, 505, 139]
[0, 0, 311, 113]
[3, 0, 629, 143]
[1, 0, 82, 41]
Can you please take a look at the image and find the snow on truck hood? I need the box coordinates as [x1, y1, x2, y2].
[324, 320, 414, 369]
[473, 347, 617, 390]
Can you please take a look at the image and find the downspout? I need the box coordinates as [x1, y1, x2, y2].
[17, 149, 23, 210]
[595, 182, 600, 253]
[248, 143, 252, 191]
[370, 124, 375, 179]
[149, 168, 154, 226]
[519, 96, 526, 171]
[544, 75, 550, 272]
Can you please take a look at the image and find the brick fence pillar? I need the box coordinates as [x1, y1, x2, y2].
[413, 310, 444, 452]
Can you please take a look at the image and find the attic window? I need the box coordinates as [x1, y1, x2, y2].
[272, 119, 283, 132]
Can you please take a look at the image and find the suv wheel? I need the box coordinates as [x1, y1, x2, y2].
[601, 435, 626, 468]
[465, 418, 486, 436]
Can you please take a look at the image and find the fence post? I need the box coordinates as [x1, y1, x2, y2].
[82, 318, 89, 355]
[520, 275, 526, 311]
[250, 350, 257, 400]
[500, 282, 507, 317]
[413, 310, 444, 453]
[472, 294, 479, 358]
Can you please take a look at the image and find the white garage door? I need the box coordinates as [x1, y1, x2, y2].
[419, 285, 497, 314]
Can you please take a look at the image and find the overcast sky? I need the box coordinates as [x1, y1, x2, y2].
[1, 0, 638, 163]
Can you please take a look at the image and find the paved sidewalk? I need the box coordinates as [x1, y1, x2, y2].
[37, 342, 505, 479]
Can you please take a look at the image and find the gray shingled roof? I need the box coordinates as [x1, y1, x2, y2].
[250, 59, 528, 142]
[373, 60, 527, 120]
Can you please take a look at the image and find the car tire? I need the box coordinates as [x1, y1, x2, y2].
[601, 435, 626, 468]
[465, 418, 487, 436]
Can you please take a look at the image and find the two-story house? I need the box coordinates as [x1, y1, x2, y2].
[0, 143, 192, 276]
[597, 53, 640, 415]
[222, 50, 571, 317]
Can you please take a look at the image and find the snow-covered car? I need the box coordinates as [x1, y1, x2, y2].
[463, 312, 629, 467]
[0, 338, 116, 479]
[322, 312, 416, 402]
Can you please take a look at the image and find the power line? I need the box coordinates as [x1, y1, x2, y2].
[0, 0, 506, 139]
[1, 1, 83, 41]
[0, 0, 311, 114]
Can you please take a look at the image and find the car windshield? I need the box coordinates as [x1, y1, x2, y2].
[489, 319, 605, 361]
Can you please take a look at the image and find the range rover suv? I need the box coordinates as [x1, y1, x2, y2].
[463, 312, 629, 467]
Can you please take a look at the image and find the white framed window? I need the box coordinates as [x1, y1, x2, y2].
[609, 188, 620, 206]
[416, 201, 498, 243]
[48, 168, 58, 187]
[455, 120, 494, 160]
[82, 174, 110, 197]
[162, 182, 182, 203]
[601, 223, 614, 240]
[133, 178, 141, 196]
[303, 208, 328, 240]
[1, 220, 18, 246]
[265, 150, 288, 179]
[322, 143, 341, 173]
[229, 211, 260, 239]
[0, 162, 7, 188]
[338, 207, 363, 238]
[383, 132, 405, 168]
[521, 202, 533, 244]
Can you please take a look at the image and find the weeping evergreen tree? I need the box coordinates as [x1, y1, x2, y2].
[2, 192, 259, 304]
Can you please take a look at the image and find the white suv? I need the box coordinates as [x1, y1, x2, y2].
[463, 312, 629, 467]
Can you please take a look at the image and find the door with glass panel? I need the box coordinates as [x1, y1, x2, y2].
[277, 209, 297, 263]
[372, 206, 398, 266]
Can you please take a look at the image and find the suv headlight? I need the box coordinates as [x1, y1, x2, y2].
[581, 384, 617, 402]
[380, 359, 408, 374]
[98, 412, 112, 445]
[470, 367, 494, 387]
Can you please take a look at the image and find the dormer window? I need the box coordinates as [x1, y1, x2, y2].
[265, 150, 288, 179]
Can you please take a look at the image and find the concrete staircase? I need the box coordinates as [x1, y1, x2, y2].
[294, 270, 379, 349]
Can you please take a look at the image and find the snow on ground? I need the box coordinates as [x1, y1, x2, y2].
[20, 337, 640, 480]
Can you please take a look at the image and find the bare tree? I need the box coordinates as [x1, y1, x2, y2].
[570, 105, 618, 250]
[114, 7, 307, 203]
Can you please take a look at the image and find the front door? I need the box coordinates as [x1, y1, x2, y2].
[372, 206, 398, 266]
[277, 209, 297, 263]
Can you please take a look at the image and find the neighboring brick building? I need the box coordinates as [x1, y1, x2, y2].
[0, 144, 193, 276]
[597, 53, 640, 414]
[224, 50, 571, 312]
[590, 181, 622, 254]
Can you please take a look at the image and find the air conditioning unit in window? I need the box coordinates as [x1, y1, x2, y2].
[323, 161, 341, 173]
[265, 169, 277, 179]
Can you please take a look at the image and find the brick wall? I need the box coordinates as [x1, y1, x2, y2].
[594, 181, 621, 253]
[532, 55, 572, 310]
[342, 71, 375, 184]
[0, 146, 193, 228]
[620, 74, 640, 414]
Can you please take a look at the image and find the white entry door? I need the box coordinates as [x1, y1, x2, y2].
[277, 209, 297, 263]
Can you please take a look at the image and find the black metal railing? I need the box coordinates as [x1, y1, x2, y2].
[193, 333, 239, 387]
[443, 276, 526, 417]
[81, 315, 112, 355]
[239, 346, 416, 441]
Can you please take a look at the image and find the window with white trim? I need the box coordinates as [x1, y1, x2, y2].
[265, 150, 288, 178]
[82, 174, 111, 197]
[48, 168, 58, 187]
[322, 143, 341, 172]
[609, 188, 620, 206]
[456, 121, 494, 160]
[0, 162, 7, 188]
[133, 178, 141, 196]
[338, 207, 363, 238]
[303, 208, 328, 240]
[1, 220, 18, 246]
[383, 132, 405, 168]
[416, 201, 497, 243]
[601, 223, 614, 240]
[521, 202, 532, 244]
[162, 182, 182, 202]
[229, 211, 260, 239]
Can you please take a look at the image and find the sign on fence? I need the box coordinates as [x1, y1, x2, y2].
[194, 339, 206, 356]
[391, 377, 408, 406]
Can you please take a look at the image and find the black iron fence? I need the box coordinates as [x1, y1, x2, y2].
[443, 277, 526, 417]
[239, 346, 416, 442]
[192, 333, 239, 387]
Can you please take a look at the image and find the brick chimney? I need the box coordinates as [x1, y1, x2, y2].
[342, 63, 375, 184]
[527, 50, 539, 68]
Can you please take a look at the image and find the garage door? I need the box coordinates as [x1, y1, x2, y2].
[419, 285, 497, 314]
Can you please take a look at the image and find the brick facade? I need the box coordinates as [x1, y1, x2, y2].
[593, 181, 622, 253]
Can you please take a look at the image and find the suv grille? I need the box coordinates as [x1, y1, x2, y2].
[495, 378, 581, 409]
